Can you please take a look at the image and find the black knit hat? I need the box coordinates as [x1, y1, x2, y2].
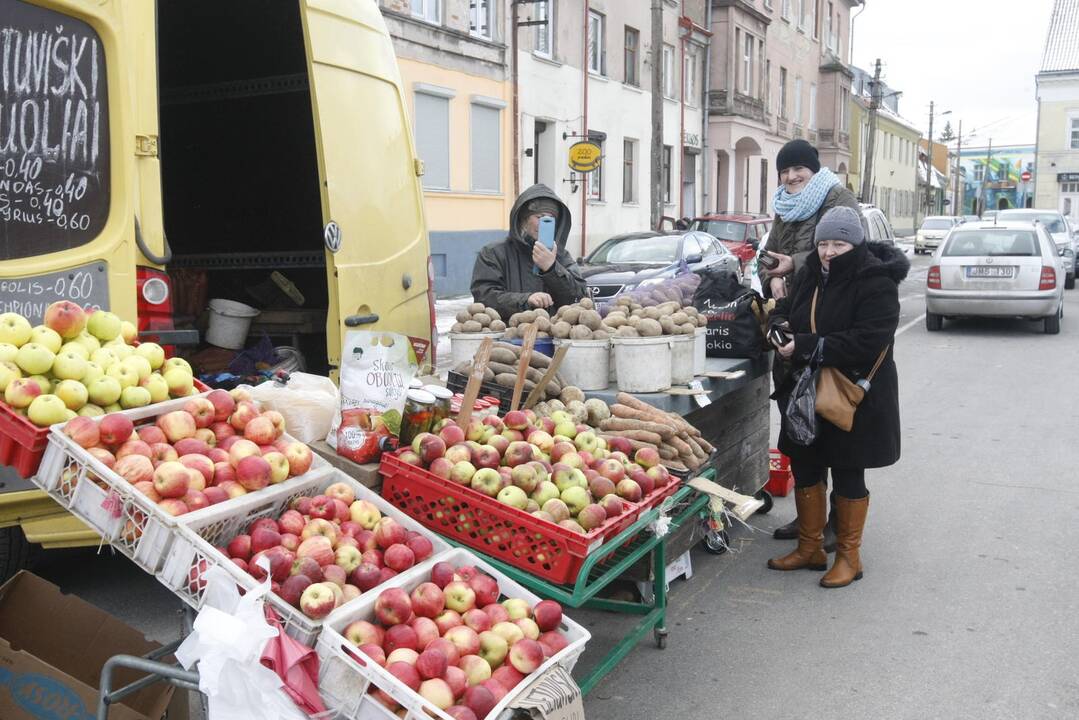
[776, 139, 821, 174]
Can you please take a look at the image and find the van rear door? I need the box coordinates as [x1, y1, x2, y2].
[298, 0, 433, 370]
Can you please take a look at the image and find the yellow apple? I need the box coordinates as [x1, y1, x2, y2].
[106, 363, 139, 389]
[54, 379, 89, 411]
[78, 403, 105, 417]
[120, 385, 152, 409]
[134, 342, 165, 370]
[73, 331, 101, 354]
[140, 373, 170, 403]
[121, 354, 152, 382]
[58, 341, 90, 360]
[87, 376, 122, 406]
[104, 340, 132, 360]
[27, 394, 69, 427]
[91, 348, 120, 369]
[27, 375, 52, 394]
[51, 350, 88, 381]
[29, 325, 62, 354]
[0, 361, 21, 393]
[0, 343, 17, 363]
[163, 357, 193, 375]
[120, 321, 137, 344]
[0, 313, 32, 347]
[15, 343, 55, 376]
[86, 310, 122, 342]
[164, 367, 193, 397]
[103, 403, 122, 413]
[82, 361, 105, 385]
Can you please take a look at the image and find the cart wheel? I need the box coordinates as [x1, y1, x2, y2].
[654, 628, 668, 649]
[754, 489, 774, 514]
[702, 529, 730, 555]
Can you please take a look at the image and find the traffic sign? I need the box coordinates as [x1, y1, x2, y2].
[1021, 171, 1032, 182]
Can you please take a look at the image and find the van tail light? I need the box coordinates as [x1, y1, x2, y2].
[427, 256, 438, 368]
[927, 266, 941, 290]
[136, 267, 174, 330]
[1040, 266, 1057, 291]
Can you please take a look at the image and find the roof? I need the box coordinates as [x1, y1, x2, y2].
[1041, 0, 1079, 73]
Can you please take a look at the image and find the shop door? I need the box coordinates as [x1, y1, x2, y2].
[298, 0, 433, 370]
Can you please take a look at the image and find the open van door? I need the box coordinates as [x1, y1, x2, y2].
[298, 0, 434, 371]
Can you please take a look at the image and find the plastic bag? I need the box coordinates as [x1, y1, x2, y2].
[784, 365, 818, 447]
[328, 331, 418, 463]
[246, 372, 339, 444]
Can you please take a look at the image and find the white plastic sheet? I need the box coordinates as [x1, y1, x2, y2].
[245, 372, 339, 444]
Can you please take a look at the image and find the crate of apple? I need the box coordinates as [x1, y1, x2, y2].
[316, 548, 589, 720]
[161, 470, 452, 646]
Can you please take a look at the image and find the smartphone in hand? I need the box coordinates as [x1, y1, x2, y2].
[538, 216, 556, 249]
[759, 252, 779, 270]
[768, 325, 792, 348]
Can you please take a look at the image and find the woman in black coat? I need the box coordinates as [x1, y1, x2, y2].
[767, 206, 909, 588]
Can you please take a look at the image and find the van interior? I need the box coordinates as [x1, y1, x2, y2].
[157, 0, 330, 373]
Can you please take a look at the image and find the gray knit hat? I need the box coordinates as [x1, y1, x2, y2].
[814, 206, 865, 246]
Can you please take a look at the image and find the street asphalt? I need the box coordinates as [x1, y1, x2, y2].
[28, 243, 1079, 718]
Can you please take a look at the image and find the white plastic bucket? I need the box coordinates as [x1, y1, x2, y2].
[694, 327, 707, 376]
[448, 331, 504, 368]
[554, 339, 610, 391]
[206, 299, 260, 350]
[669, 334, 695, 385]
[612, 336, 672, 393]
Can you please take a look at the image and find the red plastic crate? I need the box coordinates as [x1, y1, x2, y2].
[0, 379, 211, 479]
[379, 453, 640, 584]
[766, 449, 794, 497]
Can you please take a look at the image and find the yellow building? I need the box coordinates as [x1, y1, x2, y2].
[849, 97, 920, 235]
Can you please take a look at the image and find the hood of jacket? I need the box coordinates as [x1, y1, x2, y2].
[509, 183, 572, 251]
[808, 241, 911, 285]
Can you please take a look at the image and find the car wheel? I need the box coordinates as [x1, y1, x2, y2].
[1066, 274, 1076, 290]
[926, 311, 943, 331]
[1045, 309, 1061, 334]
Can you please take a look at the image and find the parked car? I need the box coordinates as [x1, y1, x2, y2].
[914, 216, 961, 254]
[925, 221, 1065, 334]
[959, 215, 981, 224]
[860, 204, 897, 245]
[996, 209, 1076, 288]
[685, 214, 772, 269]
[580, 231, 741, 301]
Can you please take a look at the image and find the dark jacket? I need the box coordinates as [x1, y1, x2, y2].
[758, 184, 864, 292]
[470, 184, 587, 320]
[770, 242, 909, 469]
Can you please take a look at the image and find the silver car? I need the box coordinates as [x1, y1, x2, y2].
[914, 216, 960, 254]
[996, 209, 1076, 288]
[925, 221, 1065, 334]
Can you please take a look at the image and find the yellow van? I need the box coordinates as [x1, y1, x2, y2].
[0, 0, 435, 577]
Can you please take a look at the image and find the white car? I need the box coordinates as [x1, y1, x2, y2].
[996, 209, 1076, 289]
[914, 216, 960, 254]
[925, 221, 1065, 334]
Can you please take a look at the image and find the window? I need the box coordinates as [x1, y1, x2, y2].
[535, 0, 554, 57]
[779, 67, 788, 119]
[684, 49, 698, 104]
[470, 0, 493, 38]
[411, 0, 440, 24]
[742, 33, 754, 95]
[470, 100, 502, 192]
[782, 0, 792, 20]
[588, 10, 606, 75]
[765, 60, 772, 111]
[682, 235, 703, 259]
[839, 87, 849, 131]
[623, 139, 637, 203]
[1071, 117, 1079, 149]
[794, 77, 803, 124]
[588, 136, 604, 200]
[799, 0, 809, 30]
[624, 27, 639, 86]
[826, 1, 837, 50]
[974, 164, 984, 182]
[662, 44, 675, 98]
[808, 82, 817, 129]
[811, 0, 819, 38]
[663, 145, 673, 203]
[414, 89, 451, 189]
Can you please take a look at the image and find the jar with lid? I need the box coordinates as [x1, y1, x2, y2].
[422, 385, 454, 427]
[400, 389, 436, 446]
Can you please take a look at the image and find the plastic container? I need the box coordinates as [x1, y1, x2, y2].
[507, 335, 555, 359]
[669, 334, 695, 385]
[693, 327, 707, 376]
[445, 370, 513, 414]
[316, 547, 590, 720]
[448, 331, 504, 368]
[611, 336, 673, 393]
[33, 394, 332, 575]
[766, 449, 794, 497]
[206, 298, 260, 350]
[379, 452, 639, 584]
[158, 469, 452, 646]
[609, 342, 618, 382]
[553, 338, 610, 391]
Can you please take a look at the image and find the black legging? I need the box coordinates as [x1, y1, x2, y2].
[791, 461, 868, 499]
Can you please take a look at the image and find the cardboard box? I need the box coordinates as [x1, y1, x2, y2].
[309, 439, 382, 489]
[0, 572, 174, 720]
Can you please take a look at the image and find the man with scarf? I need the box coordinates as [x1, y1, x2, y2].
[471, 184, 587, 321]
[758, 140, 866, 300]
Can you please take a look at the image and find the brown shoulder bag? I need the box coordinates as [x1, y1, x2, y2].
[810, 288, 888, 432]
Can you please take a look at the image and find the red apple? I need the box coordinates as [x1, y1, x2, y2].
[156, 410, 197, 443]
[532, 600, 563, 632]
[243, 415, 276, 445]
[411, 616, 440, 651]
[491, 664, 526, 691]
[235, 455, 271, 491]
[463, 685, 496, 719]
[229, 401, 259, 432]
[434, 609, 463, 636]
[463, 609, 492, 633]
[383, 544, 415, 572]
[277, 509, 305, 536]
[468, 573, 500, 607]
[482, 603, 511, 625]
[132, 480, 161, 503]
[444, 666, 468, 700]
[374, 587, 412, 626]
[373, 517, 407, 549]
[444, 581, 477, 614]
[116, 439, 152, 460]
[206, 389, 235, 422]
[343, 619, 384, 647]
[418, 678, 454, 711]
[378, 567, 398, 584]
[444, 626, 481, 658]
[284, 442, 313, 476]
[137, 425, 167, 445]
[538, 630, 569, 655]
[183, 397, 216, 429]
[458, 654, 492, 686]
[210, 422, 236, 445]
[296, 536, 335, 567]
[291, 556, 323, 582]
[508, 638, 544, 674]
[357, 643, 386, 666]
[279, 574, 312, 607]
[299, 582, 336, 619]
[62, 416, 99, 449]
[203, 486, 228, 504]
[99, 414, 134, 446]
[410, 582, 446, 618]
[250, 526, 282, 555]
[307, 494, 336, 521]
[431, 561, 457, 589]
[87, 447, 116, 470]
[152, 461, 190, 499]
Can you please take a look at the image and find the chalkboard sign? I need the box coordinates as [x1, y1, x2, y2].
[0, 0, 111, 261]
[0, 260, 109, 324]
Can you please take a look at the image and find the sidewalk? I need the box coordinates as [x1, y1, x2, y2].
[435, 294, 474, 373]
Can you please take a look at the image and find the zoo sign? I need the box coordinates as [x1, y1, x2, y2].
[568, 142, 602, 173]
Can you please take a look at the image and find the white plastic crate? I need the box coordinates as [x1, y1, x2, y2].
[158, 469, 453, 647]
[33, 394, 332, 574]
[315, 547, 590, 720]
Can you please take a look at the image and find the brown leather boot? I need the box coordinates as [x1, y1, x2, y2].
[767, 482, 828, 571]
[820, 495, 869, 588]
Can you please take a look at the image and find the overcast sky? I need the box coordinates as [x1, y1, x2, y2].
[853, 0, 1054, 148]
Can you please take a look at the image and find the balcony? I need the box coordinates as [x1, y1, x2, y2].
[817, 129, 851, 150]
[707, 89, 766, 123]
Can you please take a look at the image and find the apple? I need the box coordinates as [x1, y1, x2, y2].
[116, 439, 153, 460]
[385, 648, 418, 667]
[133, 481, 161, 503]
[616, 478, 643, 502]
[13, 342, 54, 376]
[278, 574, 312, 608]
[411, 432, 446, 464]
[600, 494, 625, 520]
[97, 413, 134, 446]
[375, 587, 413, 626]
[445, 443, 472, 465]
[197, 390, 232, 424]
[577, 503, 607, 530]
[27, 395, 68, 427]
[262, 452, 290, 484]
[0, 313, 32, 346]
[217, 481, 247, 499]
[87, 376, 122, 407]
[157, 498, 188, 517]
[383, 544, 415, 572]
[227, 534, 252, 561]
[374, 517, 407, 549]
[296, 536, 335, 567]
[507, 638, 544, 674]
[449, 460, 477, 485]
[348, 499, 382, 530]
[152, 461, 191, 499]
[44, 301, 87, 339]
[486, 434, 510, 458]
[87, 447, 116, 470]
[156, 410, 197, 443]
[210, 422, 236, 446]
[385, 623, 419, 654]
[413, 645, 448, 681]
[491, 665, 526, 693]
[163, 367, 194, 397]
[276, 509, 305, 536]
[344, 619, 385, 647]
[131, 341, 164, 370]
[121, 355, 152, 383]
[299, 582, 337, 619]
[62, 416, 100, 449]
[444, 625, 482, 659]
[235, 455, 271, 491]
[342, 562, 378, 592]
[397, 449, 423, 466]
[105, 363, 139, 390]
[84, 309, 120, 341]
[261, 410, 285, 438]
[514, 617, 541, 641]
[405, 535, 434, 564]
[418, 678, 454, 711]
[361, 548, 383, 568]
[243, 416, 276, 445]
[181, 397, 215, 429]
[559, 519, 585, 534]
[458, 655, 493, 687]
[471, 445, 501, 471]
[495, 485, 528, 510]
[229, 401, 259, 431]
[501, 598, 531, 621]
[324, 481, 356, 506]
[541, 498, 570, 523]
[470, 468, 502, 497]
[354, 644, 385, 668]
[439, 423, 466, 446]
[464, 575, 498, 610]
[444, 581, 477, 614]
[633, 446, 661, 469]
[182, 490, 210, 512]
[409, 582, 446, 618]
[114, 454, 154, 485]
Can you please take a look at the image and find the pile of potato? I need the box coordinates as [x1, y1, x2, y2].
[549, 298, 609, 341]
[449, 303, 507, 334]
[501, 307, 554, 340]
[451, 342, 566, 400]
[602, 297, 708, 338]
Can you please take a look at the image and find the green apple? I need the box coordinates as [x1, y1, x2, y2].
[104, 340, 132, 360]
[0, 313, 32, 347]
[561, 486, 591, 516]
[15, 343, 55, 375]
[163, 357, 193, 375]
[54, 379, 88, 411]
[91, 347, 120, 369]
[140, 373, 170, 403]
[553, 421, 577, 439]
[0, 361, 20, 392]
[103, 403, 122, 413]
[120, 385, 151, 409]
[27, 394, 69, 427]
[77, 403, 105, 417]
[121, 354, 152, 382]
[120, 321, 137, 344]
[106, 363, 139, 389]
[496, 485, 529, 510]
[27, 375, 52, 394]
[86, 310, 122, 341]
[51, 351, 88, 381]
[531, 480, 560, 507]
[549, 411, 572, 425]
[164, 367, 193, 397]
[82, 361, 105, 385]
[73, 331, 101, 354]
[29, 325, 62, 353]
[134, 342, 165, 370]
[0, 343, 17, 364]
[58, 341, 90, 360]
[87, 376, 122, 406]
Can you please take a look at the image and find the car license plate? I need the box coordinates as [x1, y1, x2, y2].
[965, 266, 1014, 278]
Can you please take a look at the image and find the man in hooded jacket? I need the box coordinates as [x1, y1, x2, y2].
[471, 184, 587, 320]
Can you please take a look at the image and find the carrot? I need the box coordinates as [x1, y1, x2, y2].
[599, 417, 675, 439]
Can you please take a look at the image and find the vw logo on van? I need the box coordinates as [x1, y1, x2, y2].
[324, 221, 342, 253]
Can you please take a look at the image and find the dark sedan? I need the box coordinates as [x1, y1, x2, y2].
[579, 231, 742, 301]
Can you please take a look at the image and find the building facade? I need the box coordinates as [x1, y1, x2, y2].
[848, 98, 919, 235]
[382, 0, 514, 297]
[958, 145, 1036, 216]
[706, 0, 860, 217]
[1034, 0, 1079, 222]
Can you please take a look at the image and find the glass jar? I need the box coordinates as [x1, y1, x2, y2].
[423, 385, 454, 426]
[400, 389, 436, 446]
